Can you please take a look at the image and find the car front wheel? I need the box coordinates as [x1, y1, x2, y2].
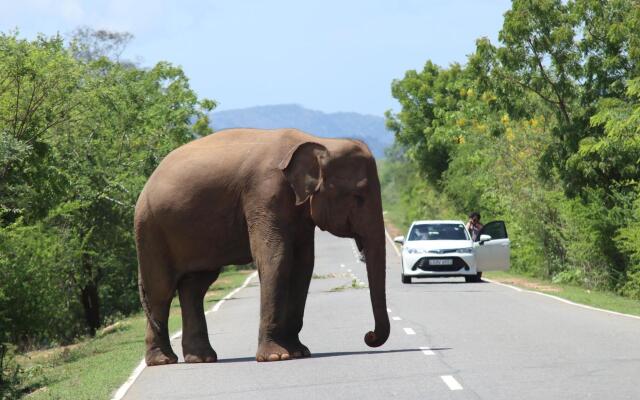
[401, 274, 412, 284]
[465, 272, 483, 283]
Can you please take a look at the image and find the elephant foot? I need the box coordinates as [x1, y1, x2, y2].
[145, 346, 178, 366]
[286, 338, 311, 358]
[256, 340, 292, 362]
[184, 346, 218, 363]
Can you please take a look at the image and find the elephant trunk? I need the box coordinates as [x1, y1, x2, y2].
[361, 212, 390, 348]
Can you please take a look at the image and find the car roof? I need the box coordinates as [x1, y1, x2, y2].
[411, 220, 465, 225]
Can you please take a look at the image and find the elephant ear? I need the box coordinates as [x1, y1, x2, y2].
[278, 142, 328, 205]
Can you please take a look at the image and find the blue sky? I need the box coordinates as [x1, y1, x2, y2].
[1, 0, 512, 116]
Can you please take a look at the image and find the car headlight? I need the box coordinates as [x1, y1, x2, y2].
[455, 247, 473, 254]
[406, 248, 429, 254]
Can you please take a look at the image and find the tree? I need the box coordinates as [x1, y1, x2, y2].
[0, 32, 85, 225]
[385, 0, 640, 292]
[0, 29, 216, 344]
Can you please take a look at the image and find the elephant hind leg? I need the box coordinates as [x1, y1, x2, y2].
[144, 296, 178, 366]
[178, 270, 220, 363]
[137, 234, 178, 366]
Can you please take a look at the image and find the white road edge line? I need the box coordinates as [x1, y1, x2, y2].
[384, 227, 401, 257]
[483, 277, 523, 292]
[419, 346, 434, 355]
[403, 327, 416, 335]
[111, 271, 258, 400]
[392, 316, 402, 321]
[484, 277, 640, 321]
[111, 360, 146, 400]
[441, 375, 463, 391]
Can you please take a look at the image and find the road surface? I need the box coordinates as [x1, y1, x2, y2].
[122, 229, 640, 399]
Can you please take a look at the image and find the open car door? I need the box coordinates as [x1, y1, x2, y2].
[475, 220, 510, 272]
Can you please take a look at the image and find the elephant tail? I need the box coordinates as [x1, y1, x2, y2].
[138, 273, 161, 335]
[135, 191, 162, 336]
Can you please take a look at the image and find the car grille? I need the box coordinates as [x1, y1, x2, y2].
[429, 249, 459, 254]
[412, 257, 469, 272]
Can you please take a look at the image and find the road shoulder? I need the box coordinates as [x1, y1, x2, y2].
[485, 270, 640, 319]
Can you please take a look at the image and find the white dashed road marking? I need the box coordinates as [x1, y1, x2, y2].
[376, 227, 473, 394]
[419, 346, 435, 355]
[367, 231, 468, 395]
[441, 375, 463, 391]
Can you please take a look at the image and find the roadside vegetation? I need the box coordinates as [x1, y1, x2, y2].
[0, 28, 216, 397]
[381, 0, 640, 304]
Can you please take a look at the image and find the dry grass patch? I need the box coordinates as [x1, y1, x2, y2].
[491, 276, 562, 293]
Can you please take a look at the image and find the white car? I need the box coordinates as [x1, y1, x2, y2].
[394, 220, 510, 283]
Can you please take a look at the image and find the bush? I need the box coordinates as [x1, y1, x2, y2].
[617, 192, 640, 299]
[620, 266, 640, 300]
[0, 223, 86, 348]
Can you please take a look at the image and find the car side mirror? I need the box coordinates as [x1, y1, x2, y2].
[393, 236, 405, 244]
[479, 234, 492, 244]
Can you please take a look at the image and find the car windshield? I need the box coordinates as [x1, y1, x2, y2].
[408, 223, 469, 241]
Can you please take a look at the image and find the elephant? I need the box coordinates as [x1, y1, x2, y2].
[135, 128, 390, 365]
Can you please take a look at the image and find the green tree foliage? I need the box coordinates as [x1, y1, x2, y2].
[378, 143, 458, 229]
[385, 0, 640, 297]
[0, 29, 215, 349]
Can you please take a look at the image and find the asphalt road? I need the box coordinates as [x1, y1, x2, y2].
[122, 229, 640, 399]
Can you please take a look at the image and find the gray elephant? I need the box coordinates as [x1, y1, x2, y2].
[135, 128, 390, 365]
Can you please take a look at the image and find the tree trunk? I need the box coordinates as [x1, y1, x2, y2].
[81, 282, 100, 336]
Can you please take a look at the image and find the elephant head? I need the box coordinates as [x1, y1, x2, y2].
[279, 140, 390, 347]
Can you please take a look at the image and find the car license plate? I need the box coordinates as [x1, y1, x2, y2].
[429, 259, 453, 266]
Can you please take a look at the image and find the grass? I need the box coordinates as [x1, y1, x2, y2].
[17, 267, 255, 400]
[329, 278, 367, 292]
[485, 270, 640, 317]
[311, 273, 336, 279]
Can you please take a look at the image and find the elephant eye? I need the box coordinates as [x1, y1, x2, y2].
[354, 194, 365, 207]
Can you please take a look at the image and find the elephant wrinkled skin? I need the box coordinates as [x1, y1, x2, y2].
[135, 128, 390, 365]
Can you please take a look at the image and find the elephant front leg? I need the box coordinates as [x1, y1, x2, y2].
[250, 227, 297, 362]
[282, 237, 315, 358]
[256, 262, 295, 362]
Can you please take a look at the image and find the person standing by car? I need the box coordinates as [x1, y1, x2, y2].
[466, 212, 483, 241]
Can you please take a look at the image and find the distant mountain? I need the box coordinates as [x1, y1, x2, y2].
[210, 104, 393, 157]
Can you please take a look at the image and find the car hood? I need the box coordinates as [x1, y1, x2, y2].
[404, 240, 472, 251]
